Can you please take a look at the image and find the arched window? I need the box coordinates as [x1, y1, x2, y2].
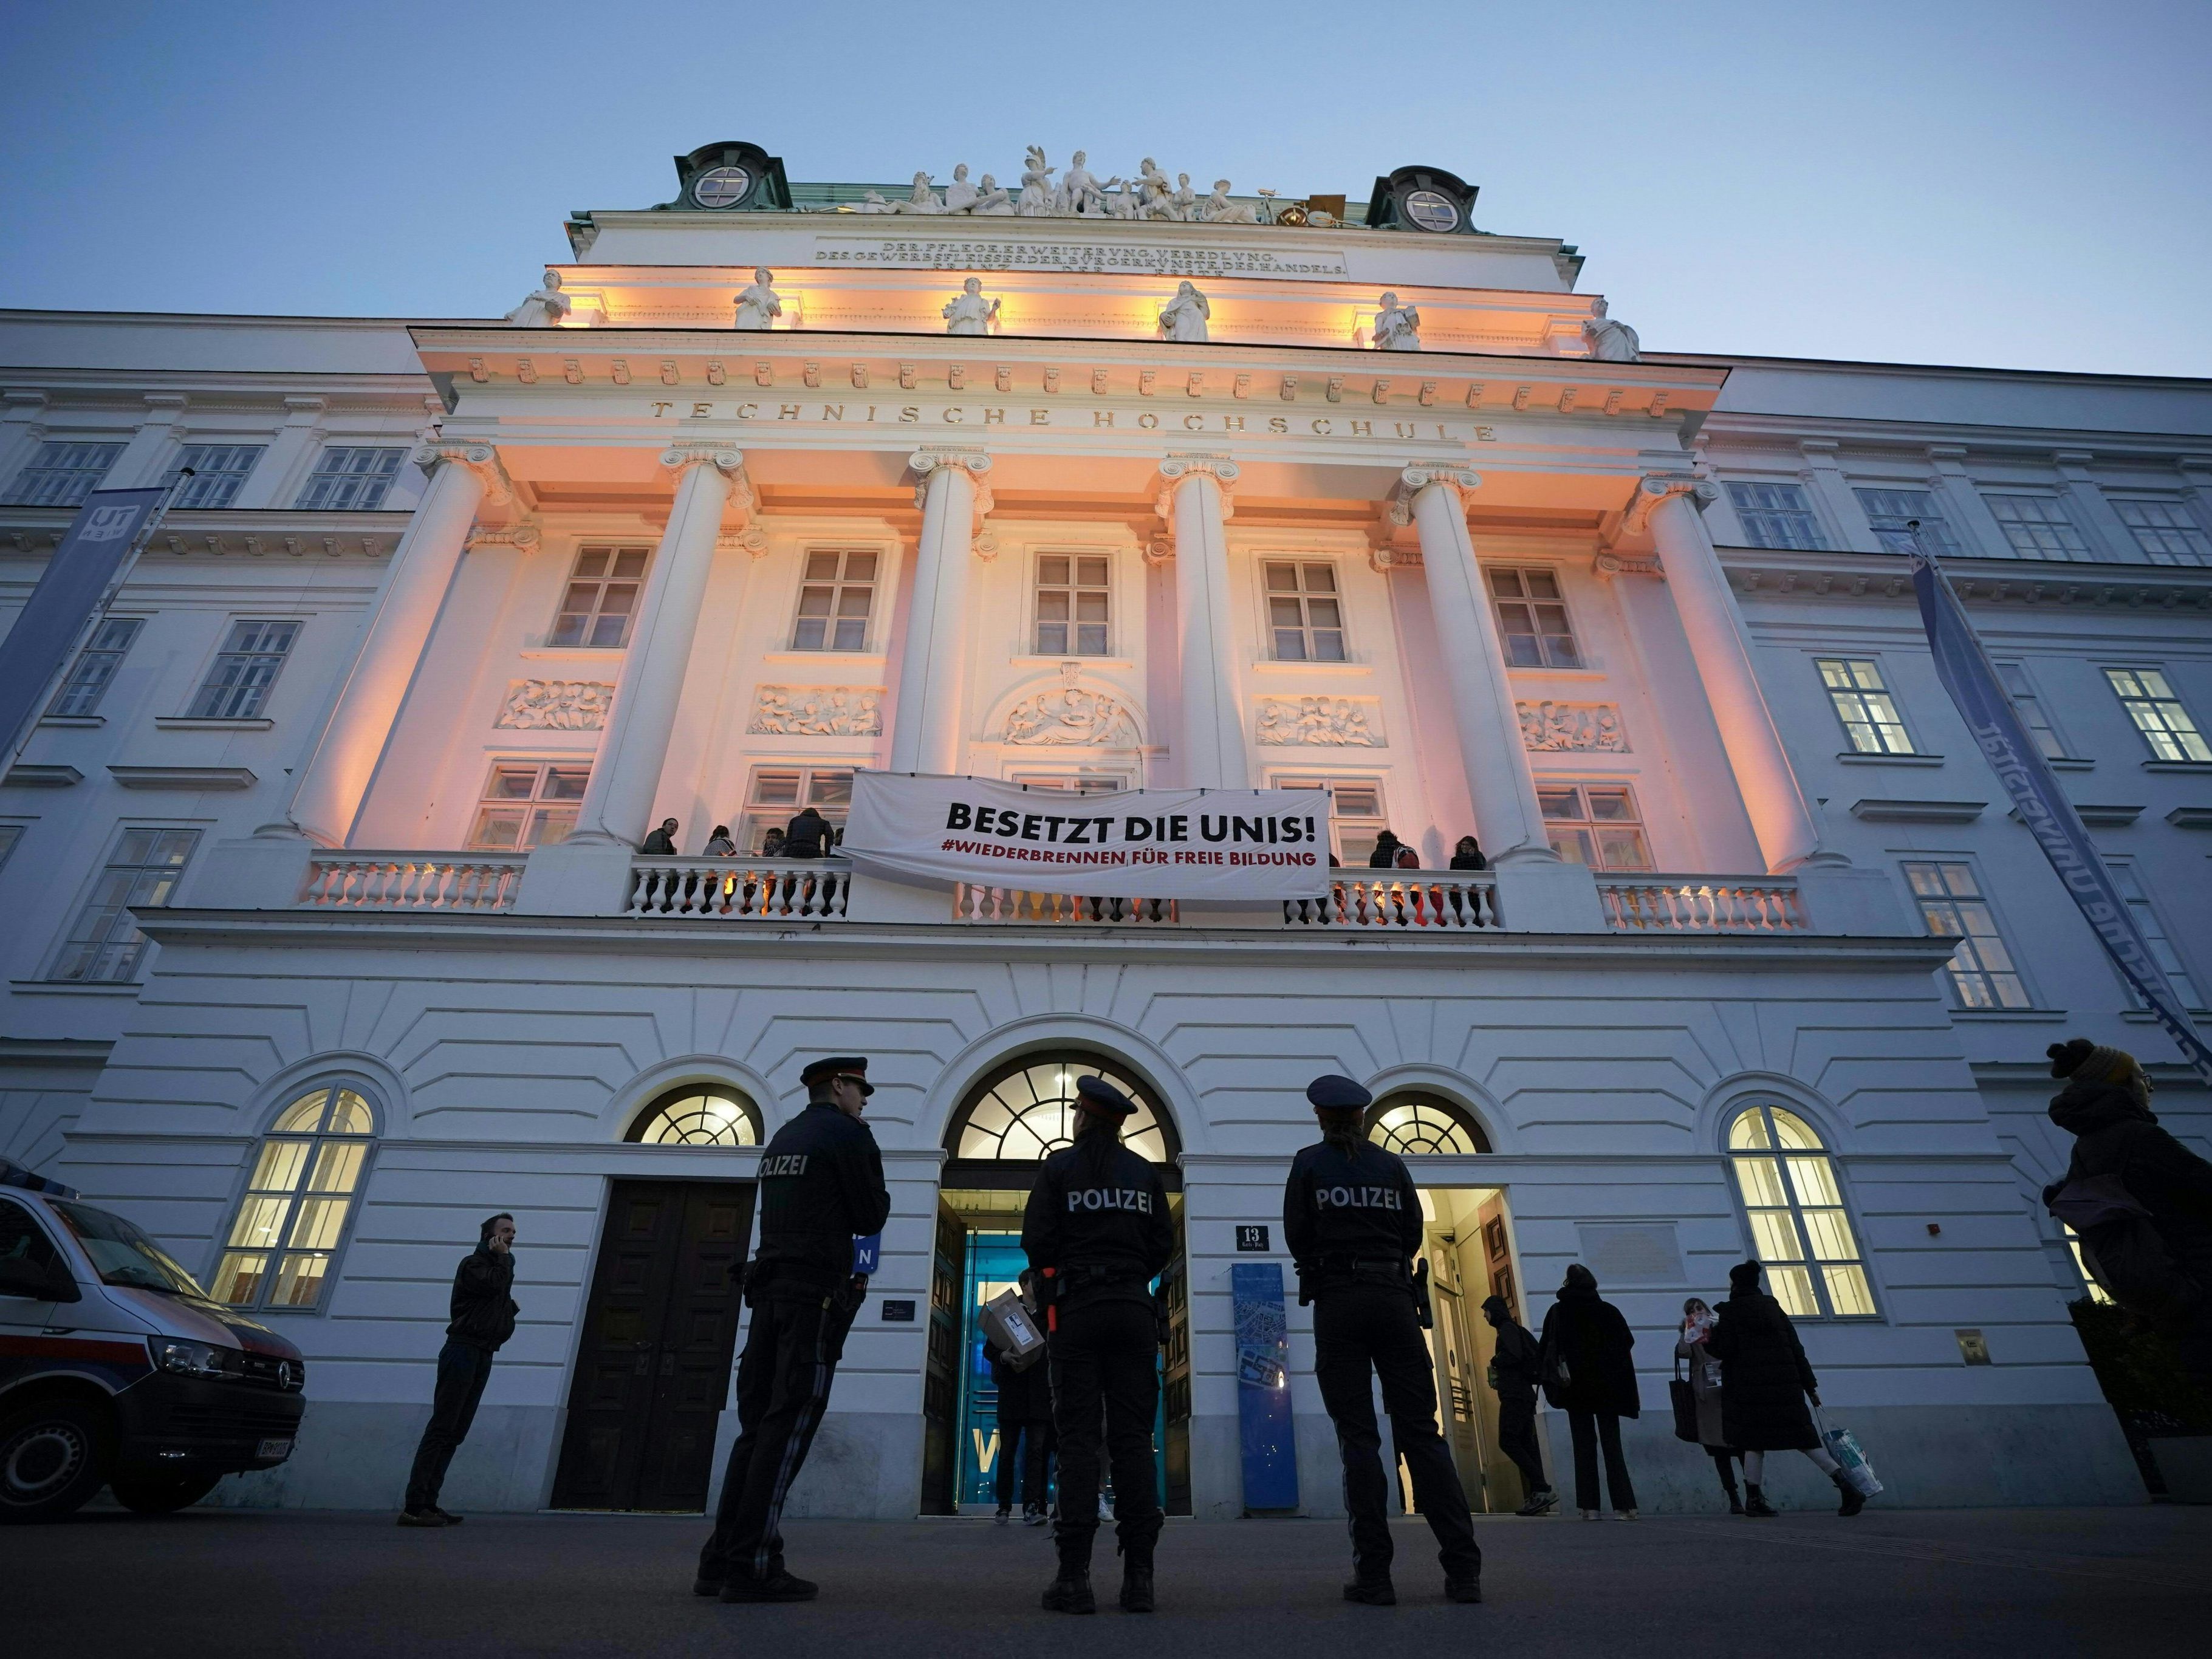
[212, 1084, 376, 1312]
[1726, 1104, 1875, 1319]
[1366, 1092, 1491, 1156]
[626, 1086, 762, 1148]
[948, 1055, 1177, 1165]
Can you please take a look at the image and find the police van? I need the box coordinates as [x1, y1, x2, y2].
[0, 1158, 306, 1522]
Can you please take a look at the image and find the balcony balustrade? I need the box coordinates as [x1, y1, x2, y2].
[626, 857, 849, 920]
[1284, 872, 1501, 931]
[301, 852, 524, 912]
[1594, 873, 1808, 932]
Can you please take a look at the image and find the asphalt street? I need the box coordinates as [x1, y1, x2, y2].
[15, 1503, 2208, 1657]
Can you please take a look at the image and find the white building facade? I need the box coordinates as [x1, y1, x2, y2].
[3, 143, 2207, 1518]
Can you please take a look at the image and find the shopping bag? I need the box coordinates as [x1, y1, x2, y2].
[1816, 1408, 1882, 1497]
[981, 1287, 1047, 1371]
[1668, 1358, 1700, 1443]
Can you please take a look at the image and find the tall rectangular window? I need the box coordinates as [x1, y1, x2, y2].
[792, 550, 877, 651]
[1854, 487, 1962, 555]
[741, 766, 854, 854]
[2104, 667, 2211, 762]
[49, 617, 145, 717]
[466, 762, 591, 850]
[163, 443, 265, 509]
[1264, 561, 1345, 662]
[1005, 772, 1129, 795]
[2112, 500, 2211, 567]
[1903, 860, 2030, 1008]
[2104, 861, 2203, 1010]
[1278, 777, 1387, 866]
[1035, 553, 1110, 655]
[1538, 783, 1652, 870]
[1488, 567, 1581, 667]
[0, 824, 22, 877]
[1994, 662, 2067, 760]
[294, 446, 405, 510]
[1816, 658, 1916, 754]
[550, 546, 651, 648]
[49, 827, 199, 983]
[186, 620, 299, 719]
[1725, 481, 1825, 550]
[6, 440, 123, 508]
[1983, 494, 2090, 559]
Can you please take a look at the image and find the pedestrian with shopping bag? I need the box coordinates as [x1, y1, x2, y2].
[1705, 1260, 1867, 1516]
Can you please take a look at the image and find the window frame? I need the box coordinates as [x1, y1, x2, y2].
[47, 615, 146, 719]
[465, 759, 593, 852]
[5, 440, 124, 508]
[2109, 498, 2211, 567]
[45, 823, 201, 985]
[945, 1052, 1179, 1166]
[1900, 857, 2033, 1010]
[1536, 780, 1653, 871]
[1814, 655, 1919, 756]
[625, 1084, 764, 1147]
[207, 1083, 379, 1316]
[1982, 492, 2092, 561]
[184, 618, 301, 720]
[2101, 857, 2207, 1013]
[1991, 659, 2071, 762]
[739, 763, 856, 855]
[1031, 549, 1115, 658]
[1852, 485, 1962, 556]
[1724, 480, 1827, 551]
[163, 443, 266, 510]
[1365, 1092, 1491, 1156]
[2102, 665, 2212, 763]
[789, 546, 883, 653]
[549, 544, 654, 650]
[1272, 772, 1389, 866]
[1486, 564, 1583, 669]
[293, 446, 406, 511]
[1259, 558, 1349, 663]
[1722, 1102, 1880, 1322]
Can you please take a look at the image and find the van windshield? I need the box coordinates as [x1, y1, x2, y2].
[50, 1200, 207, 1297]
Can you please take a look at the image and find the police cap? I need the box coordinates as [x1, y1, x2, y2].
[801, 1056, 874, 1096]
[1305, 1073, 1373, 1112]
[1073, 1074, 1139, 1118]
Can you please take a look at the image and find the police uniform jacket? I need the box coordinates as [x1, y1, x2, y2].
[1282, 1137, 1423, 1291]
[1021, 1137, 1174, 1312]
[750, 1102, 891, 1294]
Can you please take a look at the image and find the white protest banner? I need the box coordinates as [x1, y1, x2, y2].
[841, 771, 1332, 900]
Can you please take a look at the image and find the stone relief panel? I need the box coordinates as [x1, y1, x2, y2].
[495, 680, 613, 730]
[1254, 697, 1383, 747]
[1518, 701, 1629, 751]
[749, 685, 884, 736]
[1002, 687, 1140, 747]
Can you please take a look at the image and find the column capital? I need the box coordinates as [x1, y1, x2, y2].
[414, 439, 515, 508]
[909, 445, 995, 550]
[1388, 463, 1482, 524]
[1154, 453, 1238, 547]
[1621, 471, 1714, 536]
[1159, 451, 1240, 487]
[464, 519, 541, 553]
[659, 440, 745, 478]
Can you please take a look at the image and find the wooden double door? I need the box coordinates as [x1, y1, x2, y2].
[552, 1179, 755, 1511]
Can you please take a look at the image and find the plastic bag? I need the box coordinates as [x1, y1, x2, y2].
[1817, 1408, 1882, 1497]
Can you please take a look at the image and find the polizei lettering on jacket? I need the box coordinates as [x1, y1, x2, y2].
[759, 1154, 810, 1177]
[1066, 1186, 1155, 1214]
[1313, 1184, 1405, 1211]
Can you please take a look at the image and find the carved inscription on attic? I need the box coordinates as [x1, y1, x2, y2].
[814, 238, 1349, 278]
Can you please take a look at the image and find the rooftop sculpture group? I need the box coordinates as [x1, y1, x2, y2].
[838, 148, 1264, 223]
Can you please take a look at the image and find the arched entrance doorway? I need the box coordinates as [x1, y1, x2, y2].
[923, 1052, 1189, 1517]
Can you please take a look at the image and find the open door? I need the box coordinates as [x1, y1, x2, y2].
[919, 1201, 966, 1514]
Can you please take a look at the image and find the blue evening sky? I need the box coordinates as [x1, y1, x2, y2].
[1, 0, 2205, 377]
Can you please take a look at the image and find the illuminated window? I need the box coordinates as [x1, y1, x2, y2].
[467, 762, 591, 850]
[948, 1055, 1174, 1163]
[1264, 561, 1345, 661]
[626, 1086, 762, 1148]
[2103, 667, 2211, 762]
[792, 549, 878, 651]
[1903, 860, 2030, 1008]
[551, 546, 652, 648]
[211, 1086, 376, 1312]
[2064, 1225, 2114, 1304]
[1993, 662, 2068, 760]
[1854, 488, 1961, 556]
[1816, 657, 1916, 755]
[1487, 567, 1580, 667]
[49, 827, 199, 983]
[741, 765, 853, 855]
[1983, 494, 2090, 560]
[1538, 783, 1651, 870]
[187, 620, 298, 719]
[5, 440, 122, 508]
[2112, 500, 2210, 567]
[1035, 553, 1111, 655]
[295, 446, 404, 511]
[1726, 1105, 1875, 1319]
[49, 617, 145, 717]
[1366, 1093, 1490, 1156]
[1726, 481, 1825, 550]
[1276, 776, 1387, 866]
[163, 444, 264, 509]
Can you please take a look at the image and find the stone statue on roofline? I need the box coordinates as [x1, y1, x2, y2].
[943, 163, 979, 214]
[1017, 146, 1056, 215]
[1199, 180, 1258, 224]
[944, 276, 1001, 335]
[733, 269, 782, 330]
[1060, 151, 1112, 216]
[971, 174, 1016, 215]
[1158, 281, 1210, 343]
[891, 171, 946, 213]
[1584, 296, 1640, 361]
[504, 270, 571, 327]
[1372, 292, 1421, 351]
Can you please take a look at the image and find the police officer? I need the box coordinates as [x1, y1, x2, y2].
[1022, 1075, 1174, 1615]
[1284, 1075, 1481, 1606]
[696, 1057, 889, 1604]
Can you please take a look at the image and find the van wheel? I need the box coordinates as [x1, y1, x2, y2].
[0, 1399, 112, 1523]
[110, 1469, 224, 1514]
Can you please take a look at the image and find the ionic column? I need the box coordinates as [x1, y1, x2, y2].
[569, 443, 748, 847]
[1634, 476, 1820, 870]
[889, 447, 993, 775]
[278, 440, 509, 846]
[1397, 465, 1553, 863]
[1156, 454, 1248, 788]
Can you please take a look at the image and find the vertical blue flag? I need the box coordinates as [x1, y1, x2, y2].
[1909, 542, 2212, 1081]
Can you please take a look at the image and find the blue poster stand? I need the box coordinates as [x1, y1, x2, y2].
[1231, 1262, 1298, 1512]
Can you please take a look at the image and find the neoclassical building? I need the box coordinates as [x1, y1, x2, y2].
[4, 141, 2207, 1516]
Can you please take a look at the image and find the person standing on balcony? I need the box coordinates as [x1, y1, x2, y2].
[640, 818, 679, 854]
[781, 806, 833, 859]
[1538, 1264, 1640, 1520]
[704, 824, 736, 856]
[398, 1213, 519, 1527]
[1368, 830, 1406, 869]
[1449, 836, 1488, 872]
[1287, 1074, 1482, 1606]
[696, 1057, 889, 1603]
